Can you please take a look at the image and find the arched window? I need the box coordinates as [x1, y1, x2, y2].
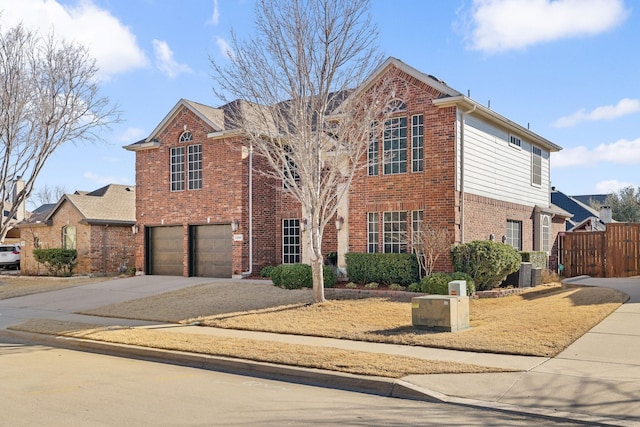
[62, 225, 76, 250]
[383, 99, 406, 114]
[179, 131, 193, 143]
[541, 215, 551, 253]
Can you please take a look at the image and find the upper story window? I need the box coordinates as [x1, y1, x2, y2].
[383, 99, 406, 114]
[383, 117, 407, 174]
[368, 121, 379, 176]
[188, 144, 202, 190]
[509, 135, 522, 148]
[179, 131, 193, 143]
[411, 115, 424, 172]
[62, 225, 76, 250]
[283, 145, 300, 189]
[170, 147, 185, 191]
[531, 146, 542, 186]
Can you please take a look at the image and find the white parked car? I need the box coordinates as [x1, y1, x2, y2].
[0, 244, 20, 269]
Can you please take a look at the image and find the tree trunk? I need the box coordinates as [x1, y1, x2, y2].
[310, 225, 326, 303]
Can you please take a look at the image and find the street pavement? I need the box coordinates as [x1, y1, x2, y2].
[1, 274, 639, 426]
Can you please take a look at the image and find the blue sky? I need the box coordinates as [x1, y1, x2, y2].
[1, 0, 638, 204]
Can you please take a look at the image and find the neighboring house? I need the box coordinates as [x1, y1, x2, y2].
[124, 57, 568, 278]
[17, 184, 136, 275]
[551, 188, 612, 231]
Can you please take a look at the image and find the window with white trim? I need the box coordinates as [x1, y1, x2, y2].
[383, 211, 407, 253]
[283, 146, 300, 189]
[383, 117, 407, 174]
[282, 219, 300, 264]
[411, 210, 423, 248]
[531, 146, 542, 186]
[509, 135, 522, 147]
[170, 146, 185, 191]
[368, 122, 378, 176]
[367, 212, 379, 253]
[541, 215, 551, 253]
[506, 220, 522, 251]
[188, 144, 202, 190]
[179, 131, 193, 143]
[411, 115, 424, 172]
[62, 225, 76, 250]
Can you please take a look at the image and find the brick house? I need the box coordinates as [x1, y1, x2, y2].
[17, 184, 136, 275]
[125, 57, 568, 278]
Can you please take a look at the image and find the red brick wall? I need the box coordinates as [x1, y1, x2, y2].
[88, 225, 136, 274]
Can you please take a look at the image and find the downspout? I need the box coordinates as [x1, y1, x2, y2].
[242, 143, 253, 277]
[459, 104, 476, 244]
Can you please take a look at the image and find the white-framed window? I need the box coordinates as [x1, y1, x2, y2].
[283, 145, 300, 189]
[367, 212, 379, 253]
[179, 131, 193, 143]
[62, 225, 76, 250]
[368, 121, 378, 176]
[170, 146, 185, 191]
[541, 214, 551, 253]
[282, 219, 300, 264]
[531, 146, 542, 186]
[383, 99, 406, 114]
[411, 210, 423, 248]
[383, 117, 407, 174]
[383, 211, 407, 253]
[411, 115, 424, 172]
[188, 144, 202, 190]
[509, 134, 522, 148]
[506, 220, 522, 251]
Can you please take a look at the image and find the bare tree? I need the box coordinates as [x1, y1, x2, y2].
[211, 0, 397, 303]
[28, 184, 67, 209]
[412, 223, 452, 279]
[0, 24, 119, 239]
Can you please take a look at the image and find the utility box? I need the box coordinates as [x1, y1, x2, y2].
[411, 295, 470, 332]
[448, 280, 466, 297]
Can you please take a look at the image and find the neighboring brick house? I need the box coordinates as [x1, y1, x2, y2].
[125, 57, 568, 278]
[17, 184, 136, 275]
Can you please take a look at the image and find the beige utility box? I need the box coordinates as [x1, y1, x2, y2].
[411, 295, 470, 332]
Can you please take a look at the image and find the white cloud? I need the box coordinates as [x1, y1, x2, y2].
[152, 39, 192, 78]
[552, 138, 640, 168]
[0, 0, 148, 79]
[553, 98, 640, 128]
[83, 171, 130, 185]
[117, 127, 146, 143]
[215, 36, 234, 60]
[595, 179, 636, 193]
[467, 0, 628, 53]
[208, 0, 220, 25]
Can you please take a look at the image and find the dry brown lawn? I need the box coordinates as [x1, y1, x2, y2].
[0, 275, 113, 299]
[193, 285, 626, 357]
[11, 319, 508, 378]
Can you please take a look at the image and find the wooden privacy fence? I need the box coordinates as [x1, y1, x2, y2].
[561, 223, 640, 278]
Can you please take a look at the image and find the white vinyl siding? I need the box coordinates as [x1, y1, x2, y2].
[457, 114, 550, 207]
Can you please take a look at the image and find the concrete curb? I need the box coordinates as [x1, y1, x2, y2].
[1, 328, 634, 426]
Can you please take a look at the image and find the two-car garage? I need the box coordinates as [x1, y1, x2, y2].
[145, 224, 232, 277]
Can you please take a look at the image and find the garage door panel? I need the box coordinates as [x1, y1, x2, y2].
[148, 226, 183, 276]
[192, 224, 232, 278]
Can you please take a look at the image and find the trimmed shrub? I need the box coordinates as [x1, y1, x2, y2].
[345, 253, 419, 285]
[260, 265, 276, 278]
[520, 251, 548, 270]
[270, 264, 336, 289]
[33, 248, 77, 277]
[450, 241, 521, 291]
[419, 272, 475, 296]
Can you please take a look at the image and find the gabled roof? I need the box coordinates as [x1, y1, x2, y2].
[551, 189, 601, 229]
[45, 184, 136, 225]
[124, 99, 224, 151]
[572, 194, 609, 207]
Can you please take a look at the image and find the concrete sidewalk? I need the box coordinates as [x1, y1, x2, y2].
[1, 275, 640, 426]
